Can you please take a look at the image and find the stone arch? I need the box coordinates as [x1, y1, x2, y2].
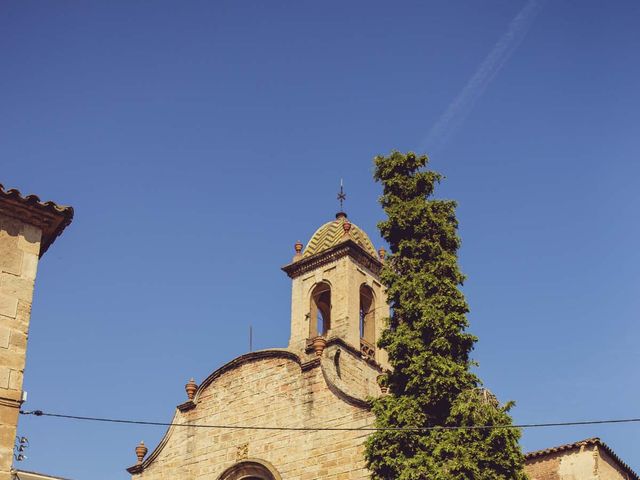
[217, 459, 282, 480]
[309, 281, 331, 337]
[359, 284, 375, 356]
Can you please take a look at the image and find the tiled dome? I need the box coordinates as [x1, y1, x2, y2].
[303, 212, 377, 259]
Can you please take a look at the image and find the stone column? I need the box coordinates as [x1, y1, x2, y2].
[0, 186, 72, 480]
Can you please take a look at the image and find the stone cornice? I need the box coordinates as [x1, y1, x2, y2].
[0, 394, 23, 409]
[0, 184, 73, 256]
[301, 357, 320, 371]
[282, 239, 382, 279]
[126, 464, 144, 475]
[176, 400, 195, 412]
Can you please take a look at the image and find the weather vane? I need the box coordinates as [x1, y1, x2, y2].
[337, 179, 346, 211]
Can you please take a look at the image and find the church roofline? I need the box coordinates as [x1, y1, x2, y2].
[193, 349, 304, 404]
[282, 238, 382, 279]
[12, 470, 74, 480]
[127, 349, 310, 475]
[0, 183, 73, 256]
[126, 345, 382, 475]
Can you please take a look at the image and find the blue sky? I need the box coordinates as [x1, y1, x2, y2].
[2, 1, 640, 478]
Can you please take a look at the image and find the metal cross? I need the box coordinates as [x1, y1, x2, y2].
[337, 179, 346, 211]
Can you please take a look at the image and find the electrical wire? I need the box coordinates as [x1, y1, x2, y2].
[19, 410, 640, 432]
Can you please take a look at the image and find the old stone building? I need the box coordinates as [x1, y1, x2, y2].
[127, 212, 390, 479]
[125, 209, 639, 480]
[525, 438, 639, 480]
[0, 185, 73, 480]
[0, 183, 635, 480]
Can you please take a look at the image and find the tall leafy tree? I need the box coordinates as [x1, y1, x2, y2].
[365, 151, 527, 480]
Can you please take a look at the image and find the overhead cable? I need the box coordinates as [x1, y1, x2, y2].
[20, 410, 640, 432]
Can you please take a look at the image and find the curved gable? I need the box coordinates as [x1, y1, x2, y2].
[128, 348, 377, 479]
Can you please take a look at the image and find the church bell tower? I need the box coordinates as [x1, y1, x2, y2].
[282, 210, 389, 369]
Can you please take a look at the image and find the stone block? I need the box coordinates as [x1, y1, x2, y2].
[20, 252, 39, 280]
[0, 349, 23, 370]
[9, 330, 26, 351]
[0, 403, 19, 426]
[0, 274, 34, 303]
[0, 368, 9, 389]
[15, 301, 31, 327]
[0, 249, 22, 276]
[8, 369, 21, 391]
[0, 294, 17, 319]
[0, 329, 8, 349]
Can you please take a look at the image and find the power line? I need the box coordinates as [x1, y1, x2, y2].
[20, 410, 640, 432]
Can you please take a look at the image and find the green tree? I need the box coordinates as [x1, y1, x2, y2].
[365, 151, 527, 480]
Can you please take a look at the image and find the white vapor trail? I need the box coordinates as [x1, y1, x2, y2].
[422, 0, 544, 153]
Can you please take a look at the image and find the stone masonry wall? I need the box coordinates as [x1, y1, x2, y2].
[134, 353, 376, 480]
[0, 214, 41, 480]
[525, 445, 634, 480]
[596, 448, 635, 480]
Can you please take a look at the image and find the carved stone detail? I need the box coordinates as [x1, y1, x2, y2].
[236, 443, 249, 460]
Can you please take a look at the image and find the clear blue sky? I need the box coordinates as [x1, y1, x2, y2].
[2, 1, 640, 478]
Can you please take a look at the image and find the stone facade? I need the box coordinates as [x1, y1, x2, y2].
[129, 213, 389, 480]
[127, 211, 639, 480]
[129, 349, 380, 480]
[0, 186, 637, 480]
[0, 186, 72, 480]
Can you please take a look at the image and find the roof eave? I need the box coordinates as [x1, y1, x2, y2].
[0, 184, 73, 256]
[525, 437, 639, 480]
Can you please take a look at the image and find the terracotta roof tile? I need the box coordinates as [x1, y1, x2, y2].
[303, 213, 377, 259]
[0, 183, 73, 255]
[525, 437, 639, 480]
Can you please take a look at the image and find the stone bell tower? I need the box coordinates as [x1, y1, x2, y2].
[282, 211, 390, 369]
[0, 185, 73, 480]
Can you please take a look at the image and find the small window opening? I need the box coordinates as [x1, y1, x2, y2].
[360, 285, 375, 347]
[310, 283, 331, 337]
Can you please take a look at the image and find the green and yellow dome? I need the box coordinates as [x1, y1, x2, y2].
[303, 212, 377, 259]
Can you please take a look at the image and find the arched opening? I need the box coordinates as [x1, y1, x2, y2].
[309, 282, 331, 338]
[359, 284, 375, 357]
[218, 460, 281, 480]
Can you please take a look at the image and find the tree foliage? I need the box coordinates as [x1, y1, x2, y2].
[365, 151, 527, 480]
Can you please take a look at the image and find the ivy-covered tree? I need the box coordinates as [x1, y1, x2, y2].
[365, 151, 527, 480]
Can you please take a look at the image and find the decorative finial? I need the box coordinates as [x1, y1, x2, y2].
[293, 240, 303, 261]
[135, 441, 148, 464]
[337, 179, 346, 213]
[378, 247, 386, 261]
[311, 336, 327, 357]
[342, 219, 352, 237]
[185, 378, 197, 400]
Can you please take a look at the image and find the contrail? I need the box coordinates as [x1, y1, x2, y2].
[422, 0, 544, 153]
